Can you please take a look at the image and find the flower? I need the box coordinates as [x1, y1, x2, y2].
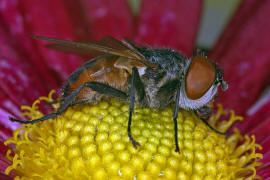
[3, 92, 263, 179]
[0, 0, 269, 179]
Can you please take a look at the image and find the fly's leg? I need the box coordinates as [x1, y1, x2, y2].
[128, 67, 147, 148]
[10, 82, 128, 124]
[156, 80, 181, 152]
[173, 81, 181, 153]
[193, 110, 229, 136]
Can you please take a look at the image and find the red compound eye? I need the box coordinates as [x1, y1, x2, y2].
[185, 56, 215, 99]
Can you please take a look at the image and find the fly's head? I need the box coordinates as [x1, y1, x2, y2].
[178, 51, 228, 110]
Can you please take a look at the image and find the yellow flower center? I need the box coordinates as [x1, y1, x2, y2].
[4, 91, 263, 180]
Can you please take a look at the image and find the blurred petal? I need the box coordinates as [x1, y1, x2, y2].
[211, 0, 261, 57]
[0, 141, 13, 178]
[0, 57, 47, 106]
[135, 0, 202, 56]
[0, 110, 14, 136]
[19, 0, 84, 80]
[80, 0, 133, 40]
[0, 25, 19, 61]
[247, 117, 270, 143]
[258, 161, 270, 179]
[237, 92, 270, 134]
[63, 0, 89, 40]
[0, 91, 21, 118]
[233, 91, 270, 178]
[258, 136, 270, 157]
[210, 1, 270, 116]
[0, 173, 12, 180]
[0, 0, 59, 89]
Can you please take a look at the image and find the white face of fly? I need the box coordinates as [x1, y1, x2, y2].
[178, 81, 219, 110]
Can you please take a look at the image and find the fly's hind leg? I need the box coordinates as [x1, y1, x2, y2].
[128, 67, 147, 148]
[10, 82, 128, 124]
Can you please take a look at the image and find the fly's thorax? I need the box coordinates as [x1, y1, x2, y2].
[136, 47, 187, 77]
[135, 47, 188, 109]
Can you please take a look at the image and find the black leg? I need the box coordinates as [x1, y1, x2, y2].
[193, 111, 229, 136]
[173, 81, 181, 153]
[128, 67, 146, 148]
[10, 82, 128, 124]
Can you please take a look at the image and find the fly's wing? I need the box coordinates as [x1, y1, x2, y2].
[30, 35, 156, 68]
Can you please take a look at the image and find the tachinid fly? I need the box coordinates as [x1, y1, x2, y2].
[9, 36, 228, 152]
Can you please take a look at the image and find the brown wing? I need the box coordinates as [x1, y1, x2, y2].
[29, 35, 156, 68]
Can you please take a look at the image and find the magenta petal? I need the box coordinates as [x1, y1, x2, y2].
[135, 0, 202, 56]
[80, 0, 133, 40]
[0, 173, 12, 180]
[259, 136, 270, 154]
[0, 91, 21, 119]
[258, 160, 270, 179]
[0, 0, 59, 89]
[248, 117, 270, 144]
[210, 1, 270, 116]
[0, 148, 13, 178]
[0, 57, 48, 106]
[19, 0, 84, 80]
[0, 25, 20, 61]
[63, 0, 89, 40]
[237, 96, 270, 134]
[211, 0, 261, 57]
[0, 109, 15, 137]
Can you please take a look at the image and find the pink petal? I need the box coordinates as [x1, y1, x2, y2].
[211, 0, 261, 57]
[210, 1, 270, 116]
[64, 0, 90, 40]
[0, 109, 14, 138]
[237, 97, 270, 134]
[0, 173, 12, 180]
[0, 91, 21, 118]
[135, 0, 202, 56]
[0, 25, 48, 107]
[248, 117, 270, 144]
[0, 57, 47, 106]
[0, 25, 20, 61]
[0, 140, 13, 177]
[258, 161, 270, 179]
[80, 0, 133, 40]
[0, 0, 59, 89]
[259, 136, 270, 154]
[0, 146, 13, 178]
[19, 0, 84, 80]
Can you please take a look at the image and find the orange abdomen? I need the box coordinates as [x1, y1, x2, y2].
[68, 56, 130, 101]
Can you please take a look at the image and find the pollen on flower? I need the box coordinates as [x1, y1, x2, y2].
[4, 91, 263, 180]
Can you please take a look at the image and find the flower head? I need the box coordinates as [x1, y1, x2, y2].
[4, 91, 263, 179]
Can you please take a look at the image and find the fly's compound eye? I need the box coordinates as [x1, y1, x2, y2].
[185, 56, 216, 100]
